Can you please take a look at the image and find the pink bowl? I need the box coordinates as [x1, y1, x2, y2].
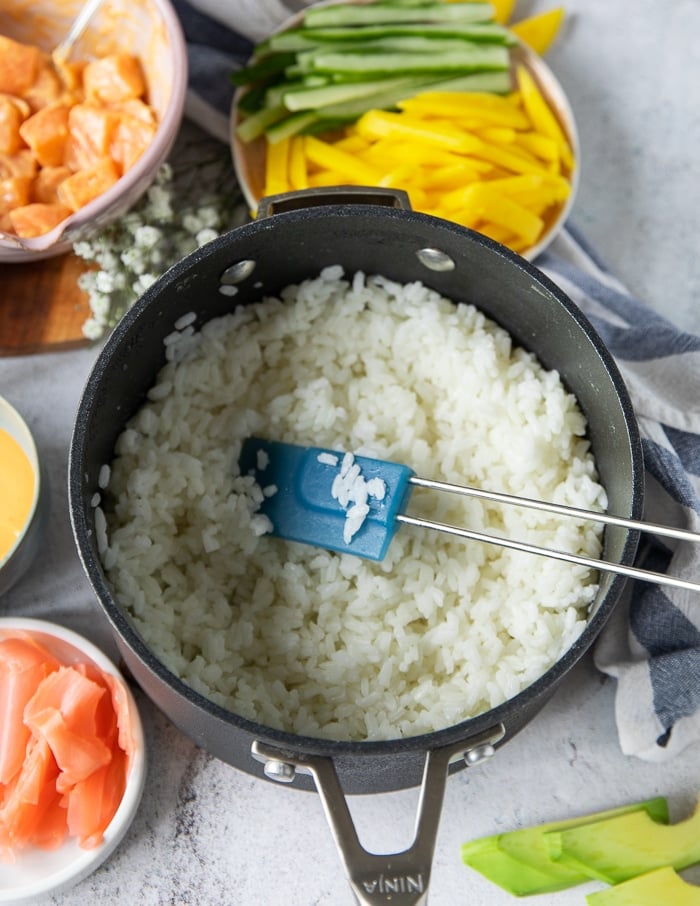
[0, 0, 187, 262]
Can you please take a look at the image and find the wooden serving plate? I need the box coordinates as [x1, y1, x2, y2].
[0, 254, 92, 355]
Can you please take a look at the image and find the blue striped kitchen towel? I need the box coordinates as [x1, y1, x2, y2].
[172, 0, 700, 762]
[538, 230, 700, 762]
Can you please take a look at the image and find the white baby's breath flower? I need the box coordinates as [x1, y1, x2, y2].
[133, 273, 159, 294]
[196, 227, 218, 247]
[73, 240, 95, 260]
[95, 249, 120, 271]
[72, 139, 247, 340]
[89, 292, 112, 318]
[95, 271, 116, 293]
[197, 206, 220, 229]
[120, 247, 147, 273]
[145, 184, 173, 220]
[182, 212, 203, 234]
[134, 225, 161, 249]
[82, 317, 106, 340]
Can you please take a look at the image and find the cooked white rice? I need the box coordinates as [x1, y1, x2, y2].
[97, 266, 607, 741]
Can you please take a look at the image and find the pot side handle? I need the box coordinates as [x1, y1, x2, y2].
[256, 186, 412, 219]
[252, 724, 505, 906]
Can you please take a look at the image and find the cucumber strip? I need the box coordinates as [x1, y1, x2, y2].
[328, 35, 509, 53]
[282, 76, 425, 112]
[317, 70, 511, 119]
[266, 22, 514, 50]
[306, 46, 510, 77]
[314, 76, 447, 118]
[235, 104, 288, 143]
[266, 110, 320, 144]
[289, 35, 512, 72]
[303, 1, 496, 28]
[397, 69, 513, 95]
[380, 0, 444, 6]
[265, 76, 329, 108]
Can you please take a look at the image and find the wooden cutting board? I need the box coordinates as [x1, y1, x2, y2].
[0, 253, 92, 356]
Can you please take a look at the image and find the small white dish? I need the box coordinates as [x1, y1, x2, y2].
[0, 618, 147, 902]
[0, 397, 46, 597]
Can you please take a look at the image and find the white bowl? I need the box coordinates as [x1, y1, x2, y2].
[0, 396, 46, 596]
[0, 618, 147, 902]
[0, 0, 187, 262]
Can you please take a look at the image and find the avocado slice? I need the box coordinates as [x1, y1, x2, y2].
[546, 795, 700, 885]
[586, 867, 700, 905]
[461, 797, 669, 896]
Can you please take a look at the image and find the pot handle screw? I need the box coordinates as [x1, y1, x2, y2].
[263, 759, 296, 783]
[464, 743, 497, 766]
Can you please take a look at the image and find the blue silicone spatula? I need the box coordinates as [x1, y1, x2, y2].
[239, 437, 700, 593]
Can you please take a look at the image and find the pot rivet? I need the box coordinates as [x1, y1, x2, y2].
[220, 259, 256, 285]
[416, 248, 455, 272]
[464, 743, 496, 766]
[263, 759, 296, 783]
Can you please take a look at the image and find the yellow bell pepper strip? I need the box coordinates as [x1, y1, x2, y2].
[516, 64, 573, 169]
[419, 160, 495, 190]
[288, 136, 308, 191]
[443, 181, 545, 245]
[264, 134, 290, 195]
[490, 0, 517, 25]
[511, 8, 565, 56]
[355, 109, 482, 153]
[513, 129, 560, 162]
[302, 134, 384, 184]
[398, 91, 530, 130]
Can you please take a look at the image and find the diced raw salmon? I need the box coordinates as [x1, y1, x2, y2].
[8, 202, 71, 237]
[0, 177, 32, 215]
[19, 104, 71, 168]
[0, 36, 42, 96]
[0, 637, 60, 786]
[83, 54, 146, 105]
[24, 64, 63, 113]
[64, 103, 120, 171]
[53, 59, 86, 96]
[31, 165, 71, 204]
[57, 157, 119, 211]
[0, 96, 25, 155]
[111, 98, 157, 125]
[110, 113, 156, 173]
[0, 149, 37, 180]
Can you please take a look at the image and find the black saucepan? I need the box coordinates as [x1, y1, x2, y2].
[69, 189, 643, 905]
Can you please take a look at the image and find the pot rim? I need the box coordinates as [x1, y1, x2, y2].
[69, 202, 644, 758]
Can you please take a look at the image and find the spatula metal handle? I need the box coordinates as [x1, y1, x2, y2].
[396, 512, 700, 594]
[409, 475, 700, 546]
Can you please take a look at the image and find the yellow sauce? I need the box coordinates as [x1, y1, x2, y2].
[0, 427, 36, 560]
